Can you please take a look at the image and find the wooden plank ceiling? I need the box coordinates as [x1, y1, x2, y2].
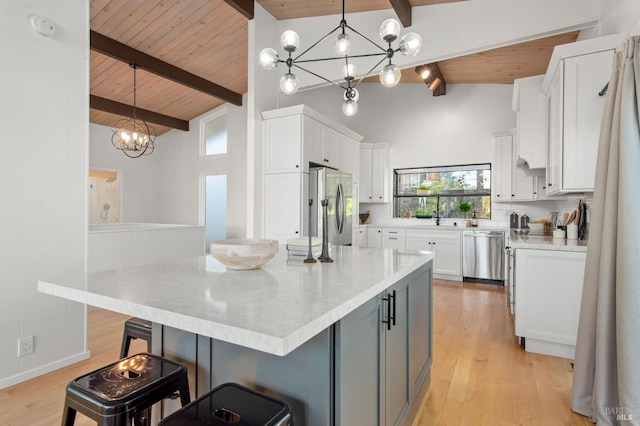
[89, 0, 578, 134]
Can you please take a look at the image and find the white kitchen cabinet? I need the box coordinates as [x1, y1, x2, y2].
[308, 117, 339, 168]
[405, 229, 462, 280]
[512, 75, 546, 170]
[264, 113, 308, 174]
[338, 133, 360, 183]
[355, 227, 368, 247]
[381, 228, 406, 249]
[514, 248, 586, 359]
[262, 105, 363, 243]
[359, 143, 390, 203]
[367, 227, 382, 248]
[494, 131, 536, 202]
[264, 173, 309, 243]
[262, 105, 363, 175]
[543, 40, 614, 195]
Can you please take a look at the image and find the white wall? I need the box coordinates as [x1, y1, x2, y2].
[0, 0, 89, 389]
[579, 0, 640, 42]
[90, 124, 159, 223]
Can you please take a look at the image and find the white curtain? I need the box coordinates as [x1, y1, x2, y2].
[571, 36, 640, 425]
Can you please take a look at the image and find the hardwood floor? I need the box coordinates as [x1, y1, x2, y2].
[0, 280, 592, 425]
[412, 279, 592, 426]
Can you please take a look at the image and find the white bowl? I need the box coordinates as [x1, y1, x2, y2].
[528, 223, 545, 234]
[210, 239, 279, 270]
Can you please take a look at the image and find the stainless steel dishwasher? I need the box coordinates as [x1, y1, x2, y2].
[462, 230, 505, 282]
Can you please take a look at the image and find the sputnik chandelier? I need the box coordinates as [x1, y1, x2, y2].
[259, 0, 422, 116]
[111, 64, 156, 158]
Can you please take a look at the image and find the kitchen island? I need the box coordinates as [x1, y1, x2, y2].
[39, 246, 434, 425]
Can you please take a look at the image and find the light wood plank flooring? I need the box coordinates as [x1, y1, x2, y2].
[0, 280, 592, 425]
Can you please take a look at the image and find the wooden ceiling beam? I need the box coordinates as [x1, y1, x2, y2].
[90, 30, 243, 106]
[90, 95, 190, 131]
[389, 0, 412, 27]
[224, 0, 254, 19]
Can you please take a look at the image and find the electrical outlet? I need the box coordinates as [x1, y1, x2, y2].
[18, 336, 34, 357]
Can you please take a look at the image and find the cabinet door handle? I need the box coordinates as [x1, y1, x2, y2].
[548, 183, 552, 187]
[296, 165, 299, 168]
[382, 293, 392, 331]
[390, 290, 396, 326]
[496, 194, 500, 197]
[388, 237, 398, 240]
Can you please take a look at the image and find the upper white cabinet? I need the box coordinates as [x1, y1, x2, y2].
[308, 117, 339, 168]
[264, 113, 308, 173]
[338, 133, 360, 183]
[262, 104, 363, 176]
[512, 75, 546, 170]
[493, 131, 537, 202]
[542, 36, 616, 195]
[359, 143, 390, 203]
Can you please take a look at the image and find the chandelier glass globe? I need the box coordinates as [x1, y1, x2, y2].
[380, 64, 401, 87]
[259, 48, 279, 70]
[342, 99, 358, 116]
[280, 73, 299, 94]
[280, 30, 300, 52]
[342, 63, 357, 80]
[335, 33, 352, 55]
[379, 18, 401, 43]
[399, 32, 422, 56]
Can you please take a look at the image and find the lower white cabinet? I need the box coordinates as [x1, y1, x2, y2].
[355, 227, 368, 247]
[405, 229, 462, 279]
[335, 261, 432, 426]
[514, 248, 586, 359]
[381, 228, 406, 249]
[368, 227, 382, 248]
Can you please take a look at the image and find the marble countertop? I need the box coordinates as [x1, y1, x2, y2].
[509, 231, 588, 252]
[38, 246, 433, 356]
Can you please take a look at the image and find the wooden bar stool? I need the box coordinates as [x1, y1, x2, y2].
[158, 382, 292, 426]
[120, 317, 152, 359]
[61, 353, 190, 426]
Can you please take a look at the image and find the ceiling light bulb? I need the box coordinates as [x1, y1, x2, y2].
[335, 33, 352, 55]
[342, 99, 358, 116]
[281, 30, 300, 52]
[400, 32, 422, 56]
[280, 73, 299, 94]
[379, 18, 401, 43]
[419, 67, 431, 80]
[342, 63, 358, 80]
[259, 48, 279, 70]
[380, 64, 401, 87]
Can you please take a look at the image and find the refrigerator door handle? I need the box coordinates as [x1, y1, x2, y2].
[336, 183, 344, 234]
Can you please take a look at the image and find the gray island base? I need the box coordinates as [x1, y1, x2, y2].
[39, 246, 433, 425]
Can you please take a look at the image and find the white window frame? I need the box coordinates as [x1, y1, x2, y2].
[199, 105, 228, 157]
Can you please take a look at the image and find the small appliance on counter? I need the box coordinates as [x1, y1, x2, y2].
[510, 212, 519, 229]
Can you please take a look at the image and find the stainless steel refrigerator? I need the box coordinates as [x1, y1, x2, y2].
[309, 167, 353, 246]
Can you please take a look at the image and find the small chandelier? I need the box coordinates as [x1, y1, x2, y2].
[259, 0, 422, 116]
[111, 64, 156, 158]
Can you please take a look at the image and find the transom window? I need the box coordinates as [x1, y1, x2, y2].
[201, 108, 228, 156]
[394, 164, 491, 220]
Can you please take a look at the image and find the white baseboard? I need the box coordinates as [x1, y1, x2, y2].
[0, 351, 91, 390]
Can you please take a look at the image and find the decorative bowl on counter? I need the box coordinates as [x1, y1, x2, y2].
[210, 239, 279, 270]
